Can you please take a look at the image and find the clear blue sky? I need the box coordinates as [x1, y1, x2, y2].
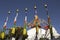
[0, 0, 60, 34]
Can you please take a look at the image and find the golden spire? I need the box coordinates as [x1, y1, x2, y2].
[34, 15, 38, 20]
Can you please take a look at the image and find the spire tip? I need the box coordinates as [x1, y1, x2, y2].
[25, 8, 28, 11]
[8, 11, 10, 14]
[16, 9, 19, 12]
[34, 5, 37, 9]
[44, 3, 48, 8]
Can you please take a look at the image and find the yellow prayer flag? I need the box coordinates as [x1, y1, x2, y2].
[1, 32, 5, 39]
[11, 28, 15, 34]
[23, 28, 27, 35]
